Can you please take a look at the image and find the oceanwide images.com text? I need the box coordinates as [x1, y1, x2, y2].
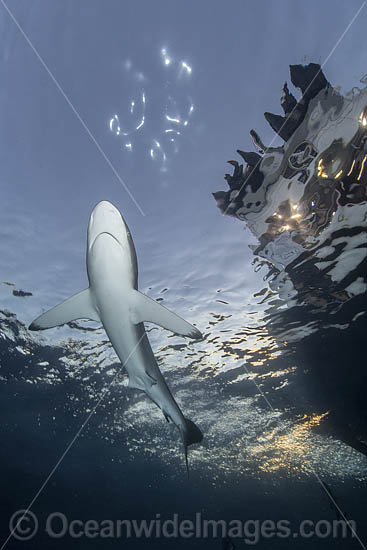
[8, 510, 358, 545]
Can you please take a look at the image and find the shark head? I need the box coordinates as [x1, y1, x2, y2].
[87, 200, 132, 251]
[87, 200, 138, 288]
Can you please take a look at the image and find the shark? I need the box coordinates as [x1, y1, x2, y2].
[29, 200, 203, 472]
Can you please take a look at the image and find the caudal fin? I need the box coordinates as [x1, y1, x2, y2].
[181, 418, 203, 477]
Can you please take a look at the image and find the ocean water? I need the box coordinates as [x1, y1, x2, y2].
[1, 1, 367, 549]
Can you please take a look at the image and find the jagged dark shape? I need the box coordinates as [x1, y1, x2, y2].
[249, 129, 265, 152]
[263, 63, 330, 142]
[289, 62, 329, 101]
[215, 179, 261, 219]
[214, 63, 331, 217]
[264, 111, 297, 141]
[224, 160, 245, 190]
[237, 150, 262, 166]
[213, 147, 266, 216]
[244, 163, 264, 194]
[281, 81, 297, 114]
[228, 160, 243, 179]
[212, 190, 227, 203]
[227, 156, 264, 194]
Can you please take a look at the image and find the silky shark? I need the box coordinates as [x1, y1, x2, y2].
[29, 200, 203, 472]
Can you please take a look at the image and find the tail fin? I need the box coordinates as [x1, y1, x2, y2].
[181, 418, 203, 478]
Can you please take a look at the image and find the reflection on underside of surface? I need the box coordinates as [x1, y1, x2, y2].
[108, 48, 194, 173]
[213, 63, 367, 465]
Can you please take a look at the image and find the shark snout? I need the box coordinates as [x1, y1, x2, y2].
[90, 201, 122, 229]
[92, 200, 120, 218]
[88, 200, 131, 251]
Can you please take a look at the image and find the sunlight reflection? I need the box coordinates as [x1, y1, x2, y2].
[108, 51, 195, 171]
[250, 413, 330, 475]
[181, 61, 192, 75]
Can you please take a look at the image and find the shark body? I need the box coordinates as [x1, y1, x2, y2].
[30, 201, 203, 470]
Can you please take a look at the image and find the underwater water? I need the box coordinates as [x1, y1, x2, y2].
[1, 1, 367, 549]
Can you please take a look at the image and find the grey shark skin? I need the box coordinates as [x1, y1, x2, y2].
[29, 200, 203, 472]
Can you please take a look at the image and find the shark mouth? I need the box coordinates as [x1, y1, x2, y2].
[90, 231, 122, 250]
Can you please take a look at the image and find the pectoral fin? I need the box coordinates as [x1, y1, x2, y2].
[130, 290, 202, 339]
[29, 288, 100, 330]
